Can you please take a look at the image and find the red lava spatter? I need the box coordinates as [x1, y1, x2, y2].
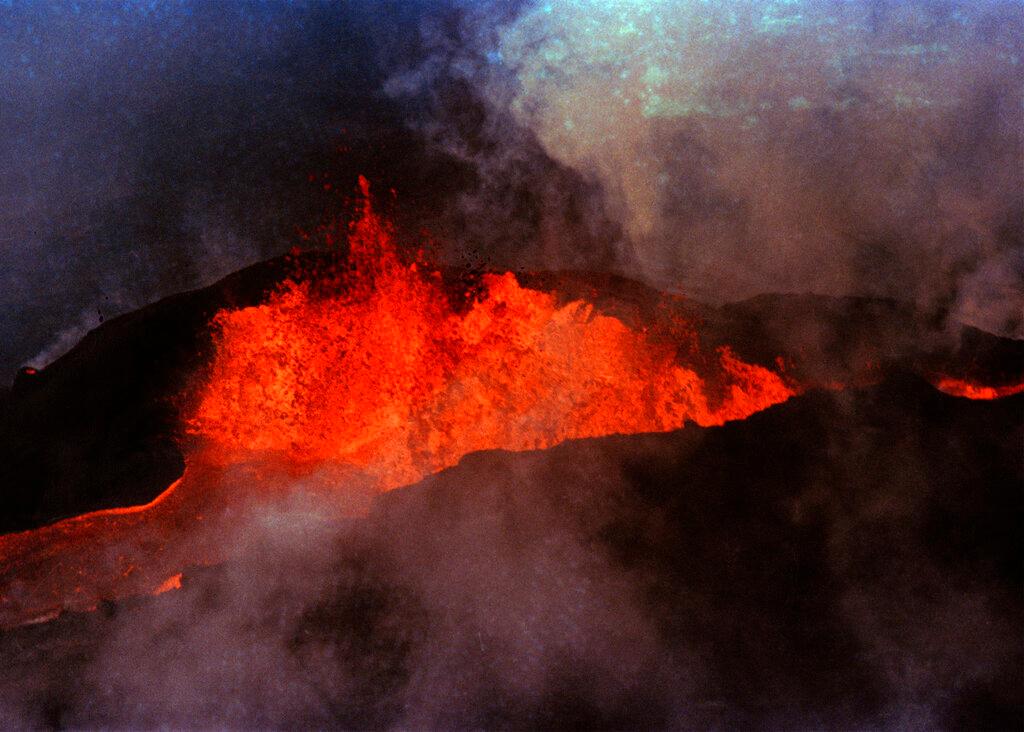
[0, 177, 805, 629]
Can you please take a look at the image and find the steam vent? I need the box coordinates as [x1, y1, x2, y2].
[1, 2, 1021, 729]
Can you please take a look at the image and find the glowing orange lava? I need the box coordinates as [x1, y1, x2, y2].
[933, 376, 1024, 400]
[0, 178, 800, 628]
[154, 573, 183, 595]
[185, 178, 796, 489]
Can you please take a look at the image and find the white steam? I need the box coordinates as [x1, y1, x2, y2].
[420, 0, 1023, 333]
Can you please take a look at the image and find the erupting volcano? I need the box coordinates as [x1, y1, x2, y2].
[1, 179, 799, 627]
[1, 2, 1021, 726]
[1, 177, 1020, 639]
[0, 174, 1020, 725]
[188, 178, 795, 486]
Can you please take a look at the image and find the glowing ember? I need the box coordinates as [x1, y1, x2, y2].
[154, 573, 183, 595]
[933, 377, 1024, 400]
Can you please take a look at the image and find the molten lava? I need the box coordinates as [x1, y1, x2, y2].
[933, 376, 1024, 400]
[186, 178, 794, 489]
[0, 178, 800, 627]
[2, 180, 1022, 630]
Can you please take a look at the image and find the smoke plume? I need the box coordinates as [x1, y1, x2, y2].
[396, 0, 1023, 334]
[3, 1, 1020, 380]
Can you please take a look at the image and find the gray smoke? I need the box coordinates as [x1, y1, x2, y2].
[5, 0, 1019, 382]
[394, 0, 1024, 335]
[0, 388, 1019, 728]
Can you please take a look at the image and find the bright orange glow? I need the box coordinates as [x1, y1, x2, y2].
[154, 573, 183, 595]
[934, 376, 1024, 400]
[0, 477, 188, 622]
[0, 461, 367, 627]
[3, 180, 1021, 632]
[0, 177, 798, 629]
[185, 178, 796, 490]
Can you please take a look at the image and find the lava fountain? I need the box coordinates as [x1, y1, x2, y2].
[0, 179, 797, 627]
[186, 177, 796, 489]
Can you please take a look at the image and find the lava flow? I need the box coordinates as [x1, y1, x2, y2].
[0, 178, 797, 627]
[933, 376, 1024, 400]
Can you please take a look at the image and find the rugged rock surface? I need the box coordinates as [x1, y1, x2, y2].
[0, 376, 1019, 728]
[2, 252, 1020, 534]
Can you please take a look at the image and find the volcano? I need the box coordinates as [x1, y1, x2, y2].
[0, 180, 1020, 728]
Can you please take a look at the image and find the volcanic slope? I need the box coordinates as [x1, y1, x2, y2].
[1, 243, 1020, 534]
[0, 375, 1019, 729]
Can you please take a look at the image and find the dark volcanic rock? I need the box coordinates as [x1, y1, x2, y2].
[0, 252, 1020, 535]
[0, 377, 1019, 729]
[710, 293, 1024, 388]
[371, 377, 1023, 729]
[0, 253, 304, 533]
